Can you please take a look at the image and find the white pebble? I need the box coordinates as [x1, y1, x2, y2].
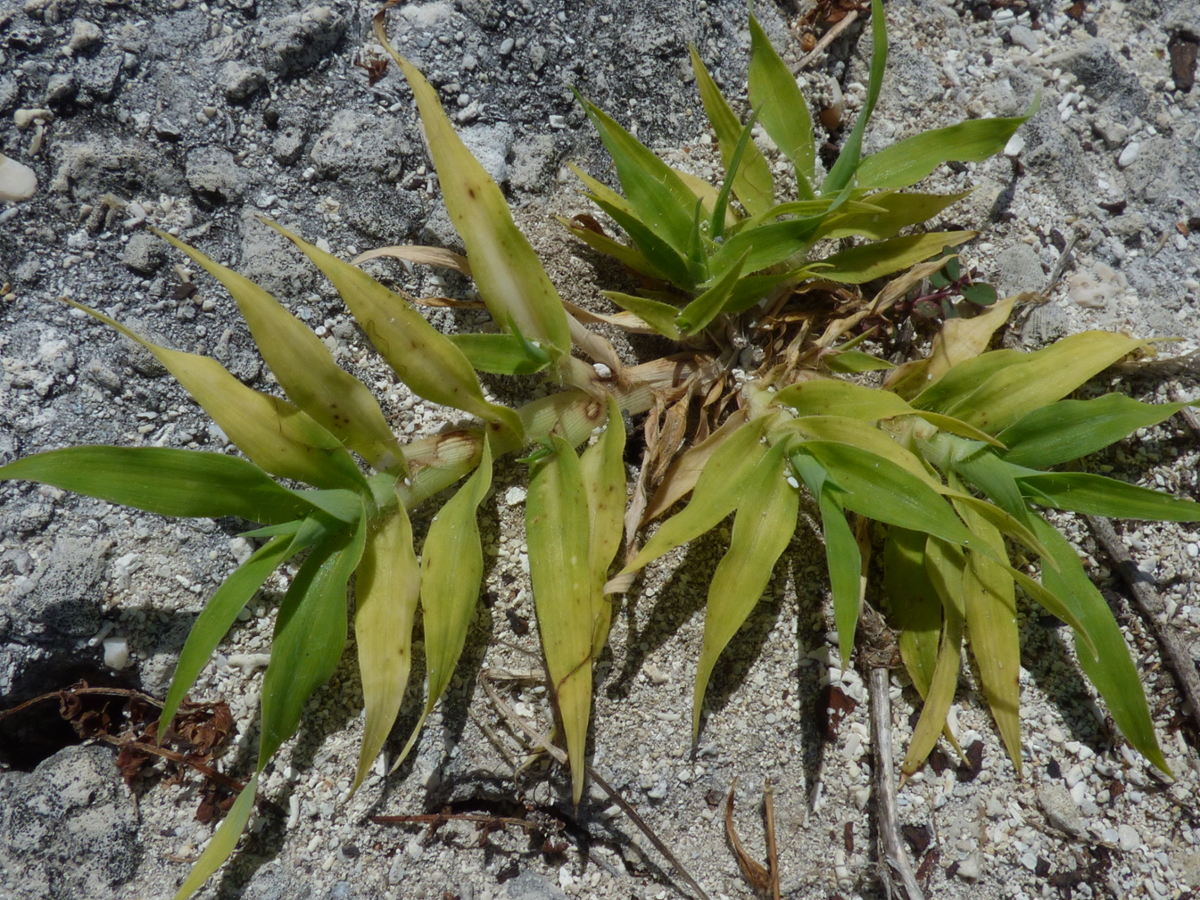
[103, 637, 131, 670]
[1003, 133, 1025, 157]
[0, 153, 37, 203]
[1118, 142, 1141, 168]
[1118, 823, 1141, 852]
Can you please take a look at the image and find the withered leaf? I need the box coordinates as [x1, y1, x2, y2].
[725, 780, 772, 896]
[816, 684, 855, 741]
[957, 739, 984, 782]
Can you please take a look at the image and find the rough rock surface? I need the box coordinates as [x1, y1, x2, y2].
[1, 0, 1199, 899]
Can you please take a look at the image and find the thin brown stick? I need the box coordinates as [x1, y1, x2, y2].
[764, 779, 781, 900]
[0, 685, 163, 723]
[93, 733, 249, 794]
[481, 674, 713, 900]
[870, 667, 926, 900]
[792, 9, 860, 72]
[1086, 515, 1200, 742]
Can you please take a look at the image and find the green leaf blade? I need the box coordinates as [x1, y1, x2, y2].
[171, 773, 260, 900]
[748, 13, 814, 193]
[818, 231, 976, 285]
[1018, 472, 1200, 521]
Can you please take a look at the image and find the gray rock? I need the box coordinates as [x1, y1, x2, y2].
[504, 872, 569, 900]
[219, 61, 268, 103]
[1008, 24, 1040, 52]
[993, 243, 1044, 296]
[1037, 783, 1086, 837]
[66, 18, 104, 55]
[122, 231, 166, 276]
[75, 54, 124, 101]
[0, 745, 140, 900]
[44, 73, 77, 104]
[51, 138, 185, 201]
[259, 5, 347, 77]
[237, 209, 315, 299]
[118, 318, 171, 376]
[509, 134, 558, 193]
[271, 127, 306, 165]
[0, 75, 19, 113]
[186, 146, 251, 203]
[309, 109, 412, 183]
[83, 357, 123, 394]
[460, 122, 514, 186]
[1108, 212, 1147, 244]
[17, 536, 112, 638]
[1045, 39, 1149, 120]
[956, 851, 984, 881]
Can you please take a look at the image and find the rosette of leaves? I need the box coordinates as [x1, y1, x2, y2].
[619, 297, 1197, 780]
[564, 0, 1033, 337]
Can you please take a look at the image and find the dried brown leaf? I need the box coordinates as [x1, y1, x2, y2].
[725, 780, 772, 896]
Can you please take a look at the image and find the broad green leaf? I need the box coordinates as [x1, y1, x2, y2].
[748, 13, 814, 194]
[694, 441, 798, 734]
[160, 535, 297, 738]
[950, 474, 1021, 771]
[911, 348, 1027, 412]
[710, 108, 761, 241]
[775, 379, 917, 419]
[822, 0, 888, 195]
[913, 411, 1004, 447]
[902, 537, 965, 775]
[783, 416, 940, 487]
[601, 291, 682, 340]
[159, 232, 406, 474]
[67, 300, 367, 492]
[689, 44, 774, 217]
[258, 512, 366, 768]
[940, 331, 1147, 434]
[558, 215, 668, 281]
[399, 439, 494, 765]
[266, 222, 524, 441]
[527, 435, 594, 804]
[0, 447, 312, 524]
[171, 773, 259, 900]
[642, 409, 751, 523]
[819, 231, 976, 284]
[677, 249, 750, 335]
[1032, 517, 1169, 773]
[815, 190, 971, 241]
[568, 161, 636, 215]
[740, 198, 880, 232]
[296, 488, 367, 525]
[825, 350, 896, 373]
[799, 442, 976, 547]
[351, 503, 420, 792]
[721, 269, 809, 314]
[575, 92, 701, 255]
[1017, 472, 1200, 521]
[773, 381, 1000, 445]
[884, 527, 941, 697]
[588, 194, 695, 289]
[581, 395, 627, 656]
[622, 418, 769, 574]
[998, 394, 1196, 469]
[856, 113, 1033, 191]
[381, 42, 571, 355]
[821, 490, 862, 668]
[706, 214, 824, 279]
[450, 332, 553, 375]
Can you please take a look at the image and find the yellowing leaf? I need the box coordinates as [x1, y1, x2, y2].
[623, 418, 769, 574]
[66, 299, 366, 492]
[352, 503, 421, 792]
[581, 395, 626, 656]
[694, 441, 798, 734]
[527, 435, 594, 804]
[950, 474, 1021, 771]
[159, 231, 406, 474]
[601, 291, 682, 340]
[748, 13, 814, 194]
[398, 438, 493, 767]
[266, 221, 524, 442]
[819, 231, 977, 284]
[690, 44, 774, 217]
[884, 527, 941, 697]
[377, 31, 571, 356]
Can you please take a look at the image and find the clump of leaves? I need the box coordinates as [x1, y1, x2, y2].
[0, 3, 1194, 898]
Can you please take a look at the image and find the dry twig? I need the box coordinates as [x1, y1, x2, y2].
[1086, 515, 1200, 746]
[870, 667, 926, 900]
[792, 9, 860, 71]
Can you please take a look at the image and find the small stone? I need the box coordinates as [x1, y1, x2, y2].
[1117, 142, 1140, 168]
[1037, 783, 1085, 837]
[1008, 24, 1039, 52]
[956, 851, 983, 881]
[498, 37, 515, 56]
[45, 73, 77, 104]
[66, 18, 104, 55]
[219, 62, 268, 103]
[1117, 823, 1141, 852]
[1003, 132, 1025, 157]
[14, 108, 53, 130]
[102, 636, 131, 670]
[122, 232, 165, 276]
[0, 153, 37, 202]
[504, 485, 527, 506]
